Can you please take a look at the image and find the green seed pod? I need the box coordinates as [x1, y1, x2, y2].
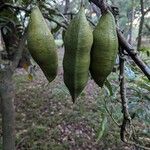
[63, 7, 93, 102]
[27, 7, 58, 82]
[90, 11, 118, 87]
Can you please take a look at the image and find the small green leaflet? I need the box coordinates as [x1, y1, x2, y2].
[96, 113, 107, 143]
[104, 79, 113, 96]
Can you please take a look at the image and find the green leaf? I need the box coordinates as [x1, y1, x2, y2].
[96, 113, 107, 143]
[104, 79, 113, 96]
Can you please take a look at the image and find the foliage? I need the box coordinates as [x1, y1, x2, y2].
[0, 0, 150, 149]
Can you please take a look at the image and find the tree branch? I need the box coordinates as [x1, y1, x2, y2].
[90, 0, 150, 149]
[89, 0, 119, 16]
[89, 0, 150, 80]
[0, 3, 30, 13]
[117, 30, 150, 79]
[0, 3, 68, 29]
[11, 29, 27, 71]
[44, 14, 67, 29]
[89, 0, 108, 14]
[41, 4, 69, 25]
[119, 48, 131, 142]
[140, 0, 144, 15]
[143, 7, 150, 16]
[2, 1, 150, 80]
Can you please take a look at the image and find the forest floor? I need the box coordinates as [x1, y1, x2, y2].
[0, 49, 140, 150]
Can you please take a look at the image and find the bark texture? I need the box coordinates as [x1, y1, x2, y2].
[0, 69, 15, 150]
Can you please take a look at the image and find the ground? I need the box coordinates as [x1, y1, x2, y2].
[0, 49, 139, 150]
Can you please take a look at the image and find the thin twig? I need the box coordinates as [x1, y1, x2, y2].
[16, 136, 28, 149]
[143, 7, 150, 16]
[1, 3, 68, 29]
[41, 4, 69, 25]
[58, 12, 69, 25]
[44, 14, 67, 29]
[119, 48, 150, 150]
[87, 17, 96, 27]
[119, 48, 131, 142]
[103, 98, 121, 127]
[0, 3, 31, 13]
[63, 12, 76, 16]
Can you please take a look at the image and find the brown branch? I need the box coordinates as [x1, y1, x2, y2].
[119, 47, 150, 150]
[90, 0, 150, 149]
[0, 3, 30, 13]
[119, 48, 131, 142]
[87, 17, 96, 27]
[41, 4, 69, 25]
[89, 0, 119, 16]
[117, 30, 150, 80]
[16, 136, 28, 149]
[63, 12, 76, 16]
[10, 29, 27, 71]
[143, 7, 150, 16]
[89, 0, 150, 80]
[58, 12, 69, 25]
[44, 14, 67, 29]
[89, 0, 108, 14]
[140, 0, 150, 16]
[1, 3, 68, 29]
[2, 1, 150, 80]
[140, 0, 144, 15]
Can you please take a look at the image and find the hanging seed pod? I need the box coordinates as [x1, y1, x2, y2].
[90, 10, 118, 87]
[27, 7, 58, 82]
[63, 7, 93, 102]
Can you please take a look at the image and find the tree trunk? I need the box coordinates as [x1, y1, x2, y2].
[0, 69, 15, 150]
[0, 23, 26, 149]
[128, 0, 135, 45]
[137, 15, 144, 51]
[137, 0, 144, 51]
[64, 0, 69, 13]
